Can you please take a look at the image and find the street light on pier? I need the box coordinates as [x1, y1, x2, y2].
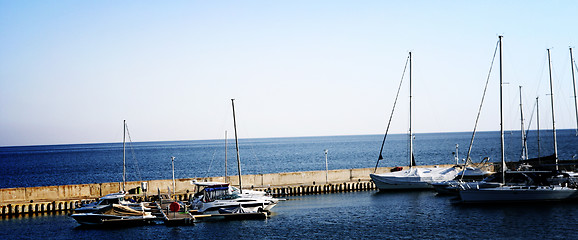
[324, 149, 329, 184]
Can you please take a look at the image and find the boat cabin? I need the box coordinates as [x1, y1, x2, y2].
[192, 181, 241, 202]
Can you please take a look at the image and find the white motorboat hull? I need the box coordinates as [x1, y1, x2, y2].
[370, 167, 460, 190]
[190, 181, 281, 214]
[194, 199, 275, 214]
[459, 186, 578, 203]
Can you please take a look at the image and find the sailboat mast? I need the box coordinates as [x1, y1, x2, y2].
[409, 52, 414, 168]
[547, 49, 559, 170]
[225, 130, 228, 183]
[570, 47, 578, 136]
[498, 36, 505, 184]
[536, 97, 542, 164]
[122, 120, 126, 192]
[231, 99, 243, 193]
[519, 86, 528, 160]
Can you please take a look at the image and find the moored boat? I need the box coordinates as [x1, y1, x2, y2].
[189, 181, 280, 214]
[459, 185, 578, 203]
[71, 204, 155, 226]
[369, 52, 464, 190]
[371, 166, 460, 190]
[74, 192, 150, 213]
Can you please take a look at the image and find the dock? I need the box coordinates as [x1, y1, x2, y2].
[156, 198, 195, 226]
[1, 164, 486, 216]
[155, 196, 268, 226]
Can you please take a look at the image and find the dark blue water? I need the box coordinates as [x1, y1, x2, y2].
[1, 130, 577, 188]
[1, 191, 578, 239]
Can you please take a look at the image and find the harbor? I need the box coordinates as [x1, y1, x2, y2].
[2, 1, 578, 239]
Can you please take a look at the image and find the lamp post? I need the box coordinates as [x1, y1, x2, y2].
[324, 149, 329, 184]
[171, 156, 176, 197]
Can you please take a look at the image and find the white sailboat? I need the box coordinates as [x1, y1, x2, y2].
[370, 52, 461, 190]
[459, 37, 578, 203]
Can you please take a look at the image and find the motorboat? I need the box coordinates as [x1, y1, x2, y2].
[75, 121, 152, 214]
[188, 100, 282, 215]
[189, 181, 281, 214]
[71, 204, 155, 226]
[74, 192, 150, 213]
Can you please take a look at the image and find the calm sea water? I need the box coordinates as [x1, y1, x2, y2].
[1, 130, 578, 239]
[1, 191, 578, 239]
[1, 130, 577, 188]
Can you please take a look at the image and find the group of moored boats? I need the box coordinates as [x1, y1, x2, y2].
[70, 181, 282, 226]
[370, 36, 578, 204]
[70, 102, 283, 227]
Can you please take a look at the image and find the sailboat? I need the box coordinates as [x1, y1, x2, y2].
[189, 100, 281, 214]
[459, 37, 578, 203]
[370, 52, 461, 190]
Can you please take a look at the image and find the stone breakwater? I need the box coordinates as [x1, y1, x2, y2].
[1, 164, 462, 216]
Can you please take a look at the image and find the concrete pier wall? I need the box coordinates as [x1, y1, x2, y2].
[1, 164, 472, 216]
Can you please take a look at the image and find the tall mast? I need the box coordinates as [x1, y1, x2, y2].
[122, 120, 126, 192]
[409, 52, 414, 168]
[519, 86, 528, 160]
[498, 36, 505, 184]
[231, 99, 243, 193]
[225, 130, 228, 183]
[547, 49, 559, 170]
[536, 97, 542, 164]
[570, 47, 578, 136]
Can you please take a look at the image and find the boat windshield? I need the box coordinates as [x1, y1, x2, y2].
[97, 197, 122, 205]
[203, 186, 240, 201]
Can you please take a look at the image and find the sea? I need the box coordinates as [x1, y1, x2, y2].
[1, 130, 578, 239]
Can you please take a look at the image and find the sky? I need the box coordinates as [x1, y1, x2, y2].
[1, 1, 578, 146]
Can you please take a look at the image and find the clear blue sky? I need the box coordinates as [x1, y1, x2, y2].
[1, 1, 577, 146]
